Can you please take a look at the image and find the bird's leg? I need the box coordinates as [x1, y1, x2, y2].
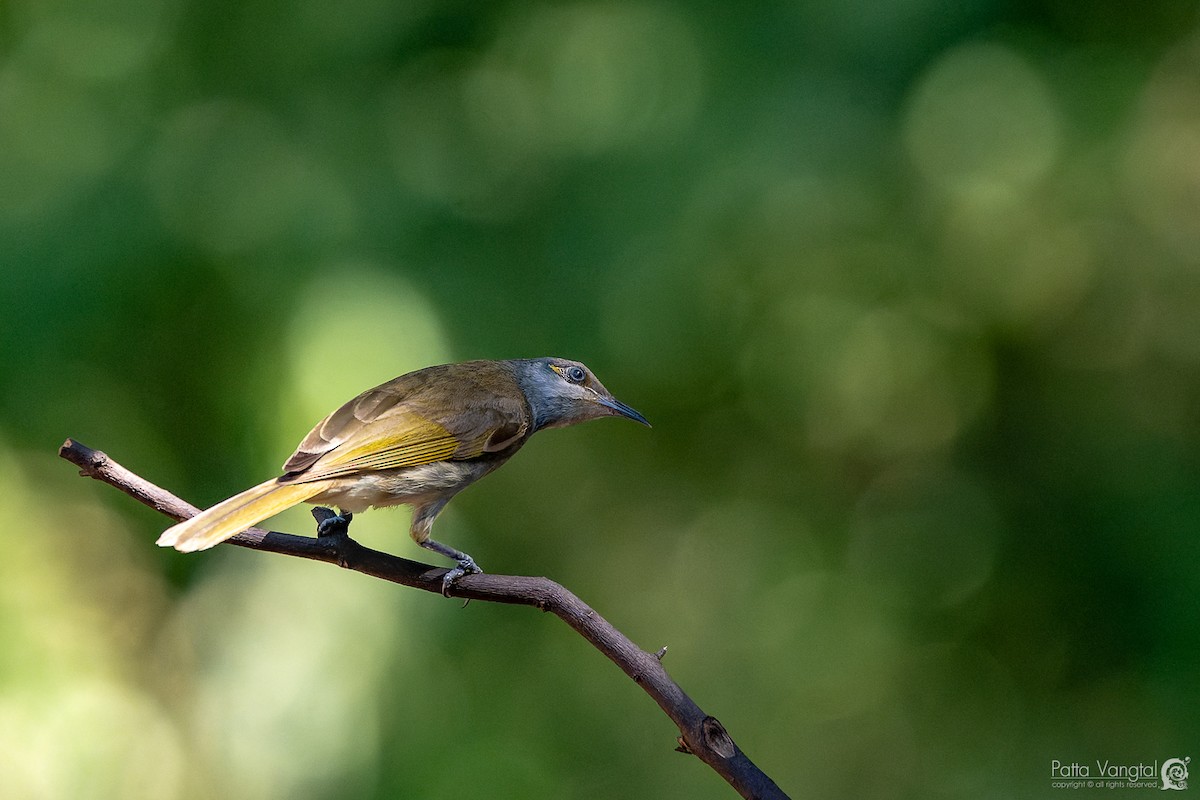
[410, 502, 482, 596]
[419, 537, 483, 596]
[313, 507, 353, 538]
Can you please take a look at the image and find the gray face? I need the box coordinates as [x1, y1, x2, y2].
[515, 358, 650, 431]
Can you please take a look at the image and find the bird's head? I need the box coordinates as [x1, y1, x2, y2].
[515, 358, 650, 432]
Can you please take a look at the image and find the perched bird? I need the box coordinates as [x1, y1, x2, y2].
[156, 358, 649, 591]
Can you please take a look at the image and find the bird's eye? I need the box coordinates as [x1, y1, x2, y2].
[566, 365, 586, 383]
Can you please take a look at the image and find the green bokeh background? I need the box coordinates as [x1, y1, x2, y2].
[3, 1, 1199, 797]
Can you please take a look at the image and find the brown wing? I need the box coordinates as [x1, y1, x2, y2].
[281, 361, 531, 482]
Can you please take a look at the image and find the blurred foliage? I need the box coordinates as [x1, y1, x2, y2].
[3, 0, 1200, 797]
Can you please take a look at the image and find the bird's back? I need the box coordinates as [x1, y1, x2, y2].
[282, 360, 534, 481]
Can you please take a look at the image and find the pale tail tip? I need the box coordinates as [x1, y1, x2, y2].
[155, 528, 194, 551]
[160, 533, 220, 553]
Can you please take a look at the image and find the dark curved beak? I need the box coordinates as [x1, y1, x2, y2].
[597, 395, 651, 427]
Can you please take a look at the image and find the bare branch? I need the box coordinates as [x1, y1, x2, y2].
[59, 438, 790, 800]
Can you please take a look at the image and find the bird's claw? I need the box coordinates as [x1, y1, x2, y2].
[314, 507, 353, 538]
[441, 555, 482, 597]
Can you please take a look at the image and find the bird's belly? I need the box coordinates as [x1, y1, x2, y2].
[308, 460, 496, 514]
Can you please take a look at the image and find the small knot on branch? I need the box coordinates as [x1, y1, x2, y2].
[60, 438, 107, 476]
[700, 716, 736, 759]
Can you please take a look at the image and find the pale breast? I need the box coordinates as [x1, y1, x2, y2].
[308, 459, 501, 514]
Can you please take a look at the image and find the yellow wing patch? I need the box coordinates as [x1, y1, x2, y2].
[285, 412, 484, 483]
[329, 433, 458, 470]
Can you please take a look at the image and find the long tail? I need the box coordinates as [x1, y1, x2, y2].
[156, 477, 334, 552]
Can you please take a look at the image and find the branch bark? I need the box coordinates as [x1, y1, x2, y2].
[59, 438, 790, 800]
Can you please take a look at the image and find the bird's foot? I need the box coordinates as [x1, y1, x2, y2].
[420, 538, 483, 597]
[313, 507, 353, 538]
[440, 554, 482, 597]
